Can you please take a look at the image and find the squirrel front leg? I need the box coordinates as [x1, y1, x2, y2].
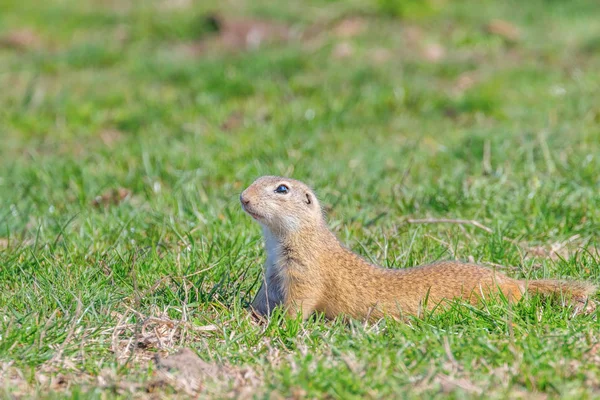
[253, 260, 322, 321]
[251, 273, 285, 317]
[253, 279, 319, 320]
[284, 298, 319, 320]
[283, 279, 322, 320]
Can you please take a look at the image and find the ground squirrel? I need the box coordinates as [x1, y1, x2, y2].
[240, 176, 597, 321]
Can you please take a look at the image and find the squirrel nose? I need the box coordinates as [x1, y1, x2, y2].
[240, 194, 250, 206]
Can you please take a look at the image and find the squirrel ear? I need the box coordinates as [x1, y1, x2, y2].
[305, 193, 312, 205]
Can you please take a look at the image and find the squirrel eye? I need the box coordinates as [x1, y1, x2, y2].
[274, 184, 289, 194]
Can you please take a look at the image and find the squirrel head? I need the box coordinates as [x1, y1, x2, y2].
[240, 176, 324, 236]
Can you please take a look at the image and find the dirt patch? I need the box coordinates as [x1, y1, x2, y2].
[332, 17, 366, 39]
[152, 348, 219, 394]
[0, 307, 257, 398]
[150, 348, 261, 397]
[453, 72, 479, 94]
[369, 47, 392, 64]
[422, 43, 446, 62]
[0, 29, 42, 51]
[184, 14, 294, 55]
[485, 19, 521, 42]
[221, 111, 245, 132]
[332, 42, 354, 59]
[435, 374, 483, 395]
[99, 129, 123, 148]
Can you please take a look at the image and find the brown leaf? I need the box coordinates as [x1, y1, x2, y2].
[332, 17, 366, 38]
[0, 29, 41, 50]
[91, 187, 131, 208]
[486, 19, 521, 42]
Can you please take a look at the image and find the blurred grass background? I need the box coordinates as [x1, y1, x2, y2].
[1, 0, 600, 397]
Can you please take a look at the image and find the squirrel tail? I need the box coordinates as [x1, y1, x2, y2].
[525, 279, 597, 301]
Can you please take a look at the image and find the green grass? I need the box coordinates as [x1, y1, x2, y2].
[1, 0, 600, 398]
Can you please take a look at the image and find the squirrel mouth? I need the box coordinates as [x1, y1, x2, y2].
[242, 205, 263, 221]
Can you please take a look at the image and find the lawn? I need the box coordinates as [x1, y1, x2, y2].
[1, 0, 600, 398]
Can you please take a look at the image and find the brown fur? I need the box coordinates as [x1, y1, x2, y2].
[241, 176, 597, 321]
